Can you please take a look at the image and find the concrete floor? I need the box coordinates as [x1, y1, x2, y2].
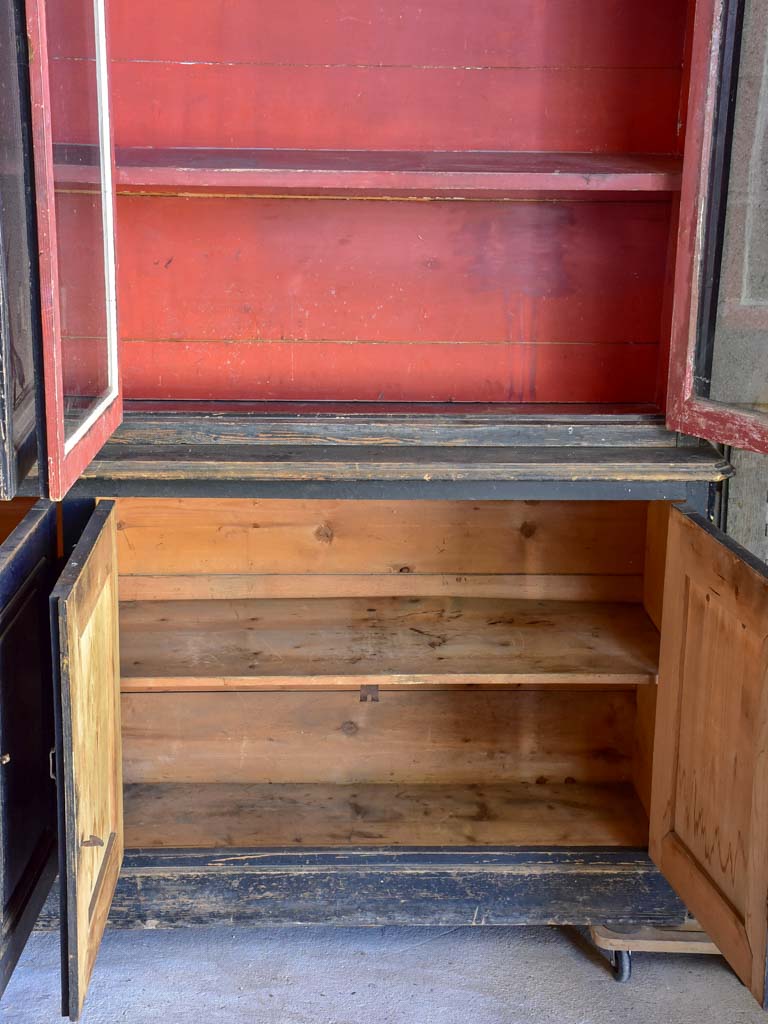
[4, 925, 766, 1024]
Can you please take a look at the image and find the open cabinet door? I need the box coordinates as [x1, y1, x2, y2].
[26, 0, 122, 499]
[650, 506, 768, 1005]
[0, 0, 46, 498]
[0, 504, 58, 997]
[666, 0, 768, 453]
[51, 501, 122, 1020]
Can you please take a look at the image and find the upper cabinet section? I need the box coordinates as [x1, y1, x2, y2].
[26, 0, 122, 499]
[96, 0, 691, 412]
[12, 0, 762, 485]
[667, 0, 768, 452]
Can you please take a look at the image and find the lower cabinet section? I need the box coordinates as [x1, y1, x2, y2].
[3, 494, 768, 1014]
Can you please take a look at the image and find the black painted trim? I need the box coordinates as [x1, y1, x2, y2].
[36, 847, 685, 931]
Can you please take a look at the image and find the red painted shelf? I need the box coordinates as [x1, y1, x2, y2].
[106, 148, 682, 198]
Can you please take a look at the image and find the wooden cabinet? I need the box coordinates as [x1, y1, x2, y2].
[1, 495, 767, 1016]
[2, 0, 768, 1018]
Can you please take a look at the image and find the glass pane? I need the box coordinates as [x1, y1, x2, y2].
[704, 0, 768, 414]
[47, 0, 117, 447]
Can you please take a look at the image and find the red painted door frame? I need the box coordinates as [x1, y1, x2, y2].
[666, 0, 768, 453]
[26, 0, 122, 499]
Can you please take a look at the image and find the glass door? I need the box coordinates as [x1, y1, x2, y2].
[26, 0, 121, 499]
[667, 0, 768, 452]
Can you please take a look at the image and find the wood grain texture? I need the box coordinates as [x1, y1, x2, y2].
[118, 572, 644, 604]
[52, 503, 122, 1019]
[101, 410, 681, 448]
[86, 445, 732, 484]
[123, 781, 649, 849]
[64, 848, 685, 930]
[633, 685, 657, 819]
[113, 498, 649, 577]
[650, 509, 768, 1005]
[643, 502, 672, 629]
[121, 689, 637, 785]
[118, 596, 659, 691]
[590, 921, 719, 955]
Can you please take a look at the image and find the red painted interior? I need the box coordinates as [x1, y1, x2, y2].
[55, 0, 692, 406]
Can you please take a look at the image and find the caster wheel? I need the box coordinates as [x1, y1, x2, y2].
[610, 949, 632, 983]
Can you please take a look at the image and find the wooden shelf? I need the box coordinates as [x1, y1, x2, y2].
[119, 596, 660, 691]
[123, 781, 649, 848]
[112, 147, 683, 197]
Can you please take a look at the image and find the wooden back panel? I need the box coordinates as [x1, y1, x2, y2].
[113, 196, 669, 404]
[53, 0, 688, 405]
[49, 0, 690, 153]
[115, 498, 647, 602]
[122, 689, 637, 786]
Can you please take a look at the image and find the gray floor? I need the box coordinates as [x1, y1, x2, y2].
[4, 925, 766, 1024]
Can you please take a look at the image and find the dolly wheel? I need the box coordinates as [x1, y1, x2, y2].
[610, 949, 632, 982]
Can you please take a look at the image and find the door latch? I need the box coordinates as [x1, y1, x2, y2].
[81, 835, 105, 848]
[360, 684, 379, 702]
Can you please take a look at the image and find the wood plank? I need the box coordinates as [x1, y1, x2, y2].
[650, 509, 768, 1005]
[115, 194, 669, 344]
[104, 63, 682, 154]
[118, 596, 660, 691]
[96, 0, 689, 68]
[590, 922, 719, 955]
[643, 501, 672, 629]
[633, 685, 657, 818]
[113, 499, 649, 577]
[118, 572, 644, 604]
[123, 781, 649, 849]
[66, 847, 685, 930]
[102, 410, 681, 449]
[110, 192, 670, 407]
[117, 341, 662, 405]
[121, 689, 638, 785]
[51, 503, 122, 1019]
[91, 445, 730, 483]
[114, 149, 683, 197]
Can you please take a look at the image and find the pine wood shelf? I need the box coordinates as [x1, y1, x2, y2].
[119, 595, 660, 691]
[123, 781, 650, 848]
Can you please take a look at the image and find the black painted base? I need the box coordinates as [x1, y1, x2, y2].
[38, 847, 685, 930]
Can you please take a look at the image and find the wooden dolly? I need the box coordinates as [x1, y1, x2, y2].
[590, 921, 720, 982]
